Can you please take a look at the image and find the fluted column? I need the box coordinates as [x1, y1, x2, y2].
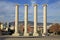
[33, 4, 39, 36]
[24, 4, 29, 36]
[12, 4, 19, 36]
[42, 4, 47, 36]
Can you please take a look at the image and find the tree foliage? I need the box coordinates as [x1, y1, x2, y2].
[49, 23, 60, 34]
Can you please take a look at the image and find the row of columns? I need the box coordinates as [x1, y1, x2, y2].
[12, 4, 47, 36]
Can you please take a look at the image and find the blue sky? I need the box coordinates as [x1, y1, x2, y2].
[0, 0, 60, 23]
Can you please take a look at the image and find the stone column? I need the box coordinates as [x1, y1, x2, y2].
[1, 24, 3, 30]
[33, 4, 39, 36]
[24, 4, 29, 36]
[42, 4, 47, 36]
[12, 4, 19, 36]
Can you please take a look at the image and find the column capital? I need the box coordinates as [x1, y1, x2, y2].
[33, 4, 38, 7]
[43, 4, 47, 7]
[24, 4, 28, 6]
[16, 4, 19, 6]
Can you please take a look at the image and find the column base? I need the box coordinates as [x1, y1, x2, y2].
[42, 33, 47, 36]
[12, 33, 20, 36]
[33, 32, 39, 36]
[24, 33, 29, 36]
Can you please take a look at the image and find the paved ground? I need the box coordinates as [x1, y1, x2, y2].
[0, 36, 60, 40]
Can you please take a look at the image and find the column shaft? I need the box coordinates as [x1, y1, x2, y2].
[43, 4, 47, 36]
[12, 4, 19, 36]
[24, 4, 29, 36]
[33, 4, 39, 36]
[15, 5, 19, 33]
[24, 5, 28, 33]
[34, 5, 37, 33]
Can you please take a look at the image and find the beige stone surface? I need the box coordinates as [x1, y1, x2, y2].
[24, 4, 29, 36]
[33, 33, 39, 36]
[43, 4, 47, 36]
[24, 33, 29, 36]
[12, 33, 20, 36]
[33, 4, 38, 36]
[12, 4, 19, 36]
